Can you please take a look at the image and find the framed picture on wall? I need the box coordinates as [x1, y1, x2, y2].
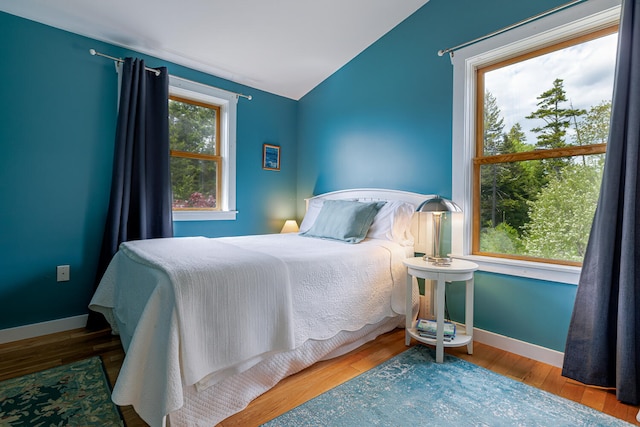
[263, 144, 280, 171]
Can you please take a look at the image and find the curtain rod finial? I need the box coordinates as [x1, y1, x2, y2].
[89, 48, 96, 56]
[437, 49, 445, 56]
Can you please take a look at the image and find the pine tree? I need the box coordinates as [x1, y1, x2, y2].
[526, 78, 586, 150]
[480, 92, 505, 228]
[526, 78, 586, 178]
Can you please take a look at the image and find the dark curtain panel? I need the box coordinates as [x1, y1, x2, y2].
[562, 0, 640, 406]
[87, 58, 173, 329]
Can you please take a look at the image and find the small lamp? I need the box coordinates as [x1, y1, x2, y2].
[416, 196, 462, 266]
[280, 219, 299, 233]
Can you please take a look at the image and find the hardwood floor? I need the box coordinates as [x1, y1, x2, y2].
[0, 327, 637, 426]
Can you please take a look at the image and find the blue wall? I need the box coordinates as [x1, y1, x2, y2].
[296, 0, 574, 352]
[0, 12, 297, 330]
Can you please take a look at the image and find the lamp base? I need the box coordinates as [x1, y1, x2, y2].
[423, 255, 452, 266]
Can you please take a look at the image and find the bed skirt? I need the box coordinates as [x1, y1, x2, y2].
[167, 316, 403, 427]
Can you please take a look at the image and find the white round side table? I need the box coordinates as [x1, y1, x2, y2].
[403, 257, 479, 363]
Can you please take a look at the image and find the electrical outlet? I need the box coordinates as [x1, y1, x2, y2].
[57, 265, 70, 282]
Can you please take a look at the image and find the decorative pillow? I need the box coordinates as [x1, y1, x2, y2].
[367, 200, 416, 246]
[300, 200, 386, 243]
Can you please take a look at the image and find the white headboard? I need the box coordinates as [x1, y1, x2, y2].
[304, 188, 435, 254]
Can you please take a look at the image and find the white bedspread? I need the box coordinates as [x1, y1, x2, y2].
[118, 237, 295, 387]
[89, 234, 410, 427]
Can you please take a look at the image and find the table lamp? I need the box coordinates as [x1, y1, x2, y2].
[280, 219, 299, 233]
[416, 196, 462, 265]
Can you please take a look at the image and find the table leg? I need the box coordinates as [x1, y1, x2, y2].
[466, 277, 474, 355]
[405, 274, 413, 346]
[435, 274, 445, 363]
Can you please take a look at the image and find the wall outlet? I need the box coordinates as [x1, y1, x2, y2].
[57, 265, 70, 282]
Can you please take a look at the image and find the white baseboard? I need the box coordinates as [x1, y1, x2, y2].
[0, 315, 88, 345]
[419, 294, 564, 368]
[472, 326, 565, 368]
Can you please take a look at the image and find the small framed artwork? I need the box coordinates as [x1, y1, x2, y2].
[263, 143, 280, 171]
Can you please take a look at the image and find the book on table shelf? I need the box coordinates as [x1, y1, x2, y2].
[416, 318, 456, 341]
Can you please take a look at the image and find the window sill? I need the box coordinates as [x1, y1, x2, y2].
[173, 210, 238, 221]
[451, 254, 581, 285]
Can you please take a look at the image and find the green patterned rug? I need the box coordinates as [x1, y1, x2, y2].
[0, 356, 123, 426]
[264, 345, 633, 426]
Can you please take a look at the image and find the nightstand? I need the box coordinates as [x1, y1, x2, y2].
[403, 257, 479, 363]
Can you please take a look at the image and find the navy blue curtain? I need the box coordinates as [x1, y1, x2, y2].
[88, 58, 173, 329]
[562, 0, 640, 406]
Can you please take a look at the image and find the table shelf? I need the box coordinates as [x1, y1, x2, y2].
[407, 326, 473, 348]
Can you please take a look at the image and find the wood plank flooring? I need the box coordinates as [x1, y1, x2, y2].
[0, 327, 637, 426]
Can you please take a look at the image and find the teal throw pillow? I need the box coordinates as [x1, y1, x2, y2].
[300, 200, 385, 243]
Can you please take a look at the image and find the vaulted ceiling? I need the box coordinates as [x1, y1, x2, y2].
[0, 0, 430, 100]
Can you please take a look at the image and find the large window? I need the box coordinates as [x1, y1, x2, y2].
[451, 0, 620, 283]
[168, 76, 237, 221]
[475, 27, 617, 266]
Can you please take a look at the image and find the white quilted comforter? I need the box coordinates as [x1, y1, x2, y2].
[90, 233, 411, 426]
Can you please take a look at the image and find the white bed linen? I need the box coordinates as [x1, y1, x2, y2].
[171, 317, 402, 427]
[119, 236, 295, 388]
[89, 233, 411, 427]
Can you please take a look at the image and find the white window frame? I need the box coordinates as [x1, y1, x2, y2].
[168, 76, 237, 221]
[451, 0, 620, 284]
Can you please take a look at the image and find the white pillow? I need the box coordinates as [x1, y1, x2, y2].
[366, 200, 416, 245]
[299, 198, 324, 233]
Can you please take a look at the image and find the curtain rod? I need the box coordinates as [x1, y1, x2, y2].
[437, 0, 586, 58]
[89, 48, 161, 76]
[89, 49, 252, 100]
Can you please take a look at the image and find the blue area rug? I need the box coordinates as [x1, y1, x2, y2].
[0, 356, 123, 426]
[263, 345, 632, 426]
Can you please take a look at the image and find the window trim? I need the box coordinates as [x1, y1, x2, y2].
[451, 0, 620, 284]
[168, 76, 237, 221]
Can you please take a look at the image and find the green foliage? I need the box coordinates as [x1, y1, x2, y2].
[480, 79, 611, 263]
[526, 78, 587, 179]
[523, 163, 603, 262]
[480, 108, 540, 233]
[483, 91, 505, 155]
[573, 100, 611, 147]
[480, 222, 524, 255]
[169, 99, 219, 208]
[526, 78, 586, 150]
[171, 158, 217, 208]
[169, 100, 217, 154]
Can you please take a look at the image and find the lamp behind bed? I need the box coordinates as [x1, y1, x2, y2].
[280, 219, 300, 233]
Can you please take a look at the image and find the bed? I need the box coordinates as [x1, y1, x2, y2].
[89, 188, 432, 426]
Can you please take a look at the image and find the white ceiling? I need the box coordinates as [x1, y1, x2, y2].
[0, 0, 429, 100]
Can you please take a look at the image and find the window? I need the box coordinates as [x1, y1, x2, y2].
[451, 0, 620, 283]
[475, 27, 617, 266]
[169, 96, 221, 211]
[168, 76, 237, 221]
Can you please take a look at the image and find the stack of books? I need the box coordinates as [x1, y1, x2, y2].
[416, 318, 456, 341]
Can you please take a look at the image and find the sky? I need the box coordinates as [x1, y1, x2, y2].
[484, 32, 619, 145]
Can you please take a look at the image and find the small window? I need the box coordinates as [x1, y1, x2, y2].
[168, 76, 237, 221]
[169, 96, 221, 211]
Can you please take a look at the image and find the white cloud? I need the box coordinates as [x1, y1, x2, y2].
[484, 32, 618, 144]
